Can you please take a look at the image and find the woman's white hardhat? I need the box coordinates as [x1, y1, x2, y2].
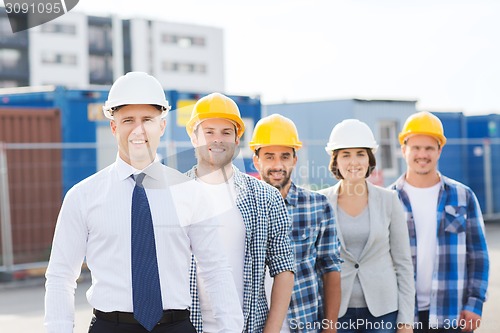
[325, 119, 378, 155]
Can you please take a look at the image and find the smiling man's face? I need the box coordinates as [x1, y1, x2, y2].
[253, 145, 297, 197]
[191, 118, 240, 170]
[111, 104, 165, 169]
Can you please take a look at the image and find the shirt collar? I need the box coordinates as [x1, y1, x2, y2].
[231, 165, 246, 190]
[115, 154, 163, 181]
[188, 164, 244, 188]
[395, 171, 445, 191]
[284, 182, 298, 207]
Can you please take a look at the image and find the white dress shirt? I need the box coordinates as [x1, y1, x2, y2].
[44, 156, 243, 333]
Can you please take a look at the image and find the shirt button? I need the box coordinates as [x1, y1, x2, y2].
[354, 264, 359, 269]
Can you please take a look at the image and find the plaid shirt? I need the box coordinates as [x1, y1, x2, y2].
[390, 173, 489, 328]
[187, 166, 295, 333]
[285, 183, 342, 333]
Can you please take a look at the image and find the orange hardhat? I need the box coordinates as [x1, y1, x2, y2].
[399, 111, 446, 146]
[249, 114, 302, 151]
[185, 93, 245, 138]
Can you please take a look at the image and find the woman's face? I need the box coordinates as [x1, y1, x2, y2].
[336, 148, 370, 182]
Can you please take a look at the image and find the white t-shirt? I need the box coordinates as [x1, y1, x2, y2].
[196, 177, 246, 333]
[403, 181, 441, 311]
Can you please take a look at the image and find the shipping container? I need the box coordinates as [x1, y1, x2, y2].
[433, 112, 469, 184]
[0, 86, 261, 272]
[466, 114, 500, 219]
[0, 86, 262, 192]
[0, 107, 62, 264]
[0, 86, 106, 194]
[163, 91, 262, 175]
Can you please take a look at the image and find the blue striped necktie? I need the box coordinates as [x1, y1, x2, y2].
[131, 173, 163, 331]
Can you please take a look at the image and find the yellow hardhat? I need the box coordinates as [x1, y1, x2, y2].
[399, 111, 446, 146]
[185, 93, 245, 138]
[249, 114, 302, 152]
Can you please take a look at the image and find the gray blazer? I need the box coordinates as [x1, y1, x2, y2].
[319, 181, 415, 324]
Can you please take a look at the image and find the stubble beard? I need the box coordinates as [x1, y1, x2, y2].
[412, 158, 433, 176]
[261, 170, 291, 192]
[196, 143, 236, 171]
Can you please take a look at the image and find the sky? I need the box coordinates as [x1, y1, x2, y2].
[73, 0, 500, 115]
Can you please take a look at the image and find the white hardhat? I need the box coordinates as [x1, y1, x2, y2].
[325, 119, 379, 155]
[102, 72, 171, 119]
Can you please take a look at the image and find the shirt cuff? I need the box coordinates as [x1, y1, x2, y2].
[463, 296, 484, 316]
[44, 321, 74, 333]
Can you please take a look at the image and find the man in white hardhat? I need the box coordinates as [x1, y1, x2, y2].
[44, 72, 243, 333]
[185, 93, 295, 333]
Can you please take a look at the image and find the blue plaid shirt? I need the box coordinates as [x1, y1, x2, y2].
[390, 173, 489, 328]
[285, 183, 342, 333]
[187, 166, 295, 333]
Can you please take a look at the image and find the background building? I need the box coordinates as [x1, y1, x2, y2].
[265, 99, 418, 189]
[0, 8, 224, 92]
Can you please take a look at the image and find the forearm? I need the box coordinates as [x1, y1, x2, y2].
[463, 224, 488, 314]
[44, 272, 78, 333]
[44, 214, 86, 332]
[322, 271, 341, 324]
[192, 224, 244, 331]
[264, 271, 294, 333]
[390, 195, 415, 324]
[198, 269, 244, 332]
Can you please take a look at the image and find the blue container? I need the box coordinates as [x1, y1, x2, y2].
[0, 87, 262, 193]
[466, 115, 500, 215]
[0, 86, 107, 194]
[165, 91, 262, 174]
[433, 112, 468, 184]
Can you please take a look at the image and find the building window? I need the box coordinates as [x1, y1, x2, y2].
[161, 34, 205, 47]
[41, 23, 76, 34]
[193, 63, 207, 73]
[89, 54, 113, 81]
[163, 61, 206, 74]
[378, 121, 399, 177]
[0, 80, 19, 88]
[89, 24, 112, 49]
[42, 52, 77, 65]
[0, 49, 21, 69]
[0, 17, 12, 35]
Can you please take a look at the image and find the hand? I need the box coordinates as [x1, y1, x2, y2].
[321, 328, 337, 333]
[459, 310, 481, 332]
